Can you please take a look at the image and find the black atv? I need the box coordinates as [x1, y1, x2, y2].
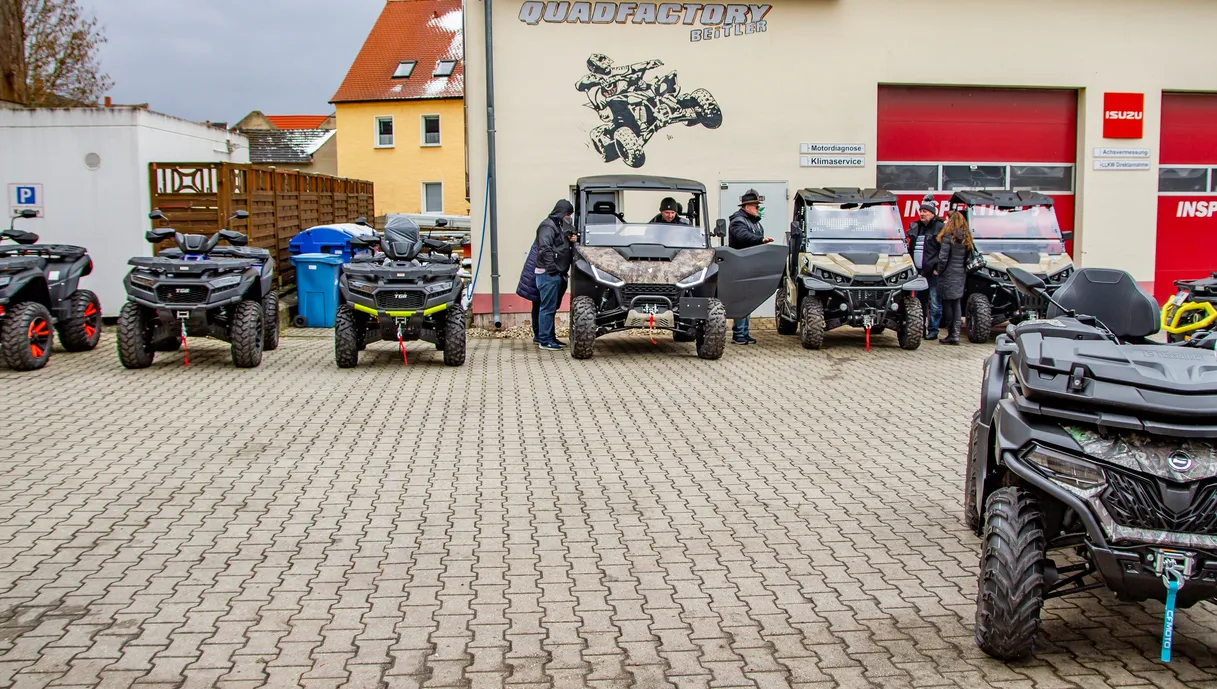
[568, 175, 785, 360]
[0, 209, 103, 371]
[951, 191, 1075, 343]
[965, 266, 1217, 662]
[334, 215, 466, 368]
[117, 209, 278, 368]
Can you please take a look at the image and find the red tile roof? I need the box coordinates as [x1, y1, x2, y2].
[267, 115, 329, 129]
[330, 0, 464, 104]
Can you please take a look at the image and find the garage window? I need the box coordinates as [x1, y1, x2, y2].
[877, 165, 937, 192]
[1011, 166, 1073, 192]
[942, 165, 1007, 191]
[1159, 167, 1209, 193]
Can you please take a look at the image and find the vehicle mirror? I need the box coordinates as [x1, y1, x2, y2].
[434, 218, 448, 228]
[19, 209, 38, 219]
[355, 216, 368, 226]
[1007, 267, 1047, 297]
[145, 228, 174, 243]
[7, 230, 39, 244]
[149, 209, 167, 222]
[1060, 230, 1074, 242]
[232, 210, 249, 220]
[713, 219, 727, 238]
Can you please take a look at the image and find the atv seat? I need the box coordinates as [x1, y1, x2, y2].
[1048, 268, 1160, 340]
[591, 201, 625, 223]
[382, 216, 424, 261]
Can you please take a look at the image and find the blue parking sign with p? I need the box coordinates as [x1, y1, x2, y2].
[16, 186, 36, 205]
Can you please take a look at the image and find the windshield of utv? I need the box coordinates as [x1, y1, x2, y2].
[581, 189, 708, 249]
[968, 206, 1066, 254]
[803, 204, 906, 254]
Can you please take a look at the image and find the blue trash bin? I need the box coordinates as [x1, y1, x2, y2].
[288, 224, 374, 262]
[290, 253, 345, 328]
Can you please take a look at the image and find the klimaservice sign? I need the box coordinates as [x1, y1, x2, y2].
[518, 2, 772, 42]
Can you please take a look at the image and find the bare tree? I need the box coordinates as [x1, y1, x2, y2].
[0, 0, 26, 104]
[21, 0, 111, 106]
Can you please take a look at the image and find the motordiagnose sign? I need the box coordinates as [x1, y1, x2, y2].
[518, 2, 772, 41]
[1103, 92, 1145, 139]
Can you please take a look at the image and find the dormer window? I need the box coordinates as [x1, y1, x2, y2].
[433, 60, 456, 78]
[392, 61, 416, 79]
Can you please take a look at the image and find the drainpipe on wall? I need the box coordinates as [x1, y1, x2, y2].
[483, 0, 502, 328]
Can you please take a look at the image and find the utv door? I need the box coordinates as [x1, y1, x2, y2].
[714, 244, 787, 320]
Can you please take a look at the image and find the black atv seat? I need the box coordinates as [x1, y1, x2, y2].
[383, 216, 424, 261]
[1048, 267, 1159, 340]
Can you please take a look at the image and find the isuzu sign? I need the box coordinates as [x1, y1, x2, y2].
[518, 2, 772, 41]
[1103, 92, 1144, 139]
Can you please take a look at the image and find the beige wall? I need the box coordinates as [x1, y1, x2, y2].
[465, 0, 1217, 302]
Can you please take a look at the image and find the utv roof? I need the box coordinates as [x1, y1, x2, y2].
[576, 175, 706, 193]
[950, 190, 1055, 209]
[797, 187, 897, 206]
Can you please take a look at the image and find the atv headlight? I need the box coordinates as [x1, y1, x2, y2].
[676, 268, 708, 289]
[1023, 445, 1106, 490]
[425, 281, 454, 294]
[885, 267, 914, 285]
[348, 280, 375, 293]
[813, 266, 849, 285]
[1048, 266, 1074, 284]
[211, 274, 242, 289]
[983, 267, 1009, 282]
[590, 265, 624, 287]
[130, 272, 157, 287]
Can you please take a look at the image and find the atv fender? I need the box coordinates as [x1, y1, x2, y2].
[799, 276, 834, 292]
[714, 244, 787, 320]
[902, 276, 928, 291]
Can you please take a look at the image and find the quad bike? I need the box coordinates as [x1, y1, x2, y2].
[965, 266, 1217, 662]
[1160, 272, 1217, 343]
[334, 216, 467, 368]
[776, 188, 926, 351]
[585, 69, 721, 168]
[0, 209, 102, 371]
[117, 209, 278, 368]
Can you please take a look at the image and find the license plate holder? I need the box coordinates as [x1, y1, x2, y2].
[678, 297, 710, 321]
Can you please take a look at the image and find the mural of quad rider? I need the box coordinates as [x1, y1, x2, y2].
[576, 53, 722, 168]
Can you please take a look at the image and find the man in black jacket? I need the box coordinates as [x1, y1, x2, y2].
[727, 189, 773, 344]
[650, 197, 686, 224]
[907, 200, 944, 340]
[534, 199, 576, 350]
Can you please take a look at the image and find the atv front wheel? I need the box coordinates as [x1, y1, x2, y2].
[898, 294, 924, 350]
[613, 127, 646, 169]
[116, 301, 155, 369]
[2, 301, 54, 371]
[800, 297, 825, 350]
[570, 296, 597, 360]
[975, 486, 1046, 661]
[230, 300, 264, 368]
[967, 293, 993, 343]
[695, 298, 726, 360]
[684, 88, 722, 129]
[591, 124, 619, 163]
[58, 290, 102, 352]
[334, 304, 360, 368]
[442, 303, 467, 366]
[262, 291, 280, 351]
[775, 280, 798, 335]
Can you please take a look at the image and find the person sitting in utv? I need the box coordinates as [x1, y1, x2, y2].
[650, 197, 687, 224]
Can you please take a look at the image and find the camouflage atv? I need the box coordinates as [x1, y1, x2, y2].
[775, 188, 926, 350]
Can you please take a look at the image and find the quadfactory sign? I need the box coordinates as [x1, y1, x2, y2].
[519, 2, 772, 41]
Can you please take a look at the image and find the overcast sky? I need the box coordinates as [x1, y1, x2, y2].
[79, 0, 386, 123]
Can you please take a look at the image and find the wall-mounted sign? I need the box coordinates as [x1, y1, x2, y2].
[800, 155, 865, 168]
[7, 183, 44, 218]
[1103, 92, 1145, 139]
[519, 2, 772, 42]
[1094, 159, 1150, 171]
[1094, 147, 1150, 158]
[800, 143, 865, 155]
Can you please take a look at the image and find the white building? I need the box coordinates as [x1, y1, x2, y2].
[0, 107, 249, 316]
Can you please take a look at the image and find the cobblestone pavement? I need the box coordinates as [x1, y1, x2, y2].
[1, 329, 1215, 689]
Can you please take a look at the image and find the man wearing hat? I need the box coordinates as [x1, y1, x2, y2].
[907, 196, 944, 340]
[727, 188, 774, 345]
[650, 197, 686, 224]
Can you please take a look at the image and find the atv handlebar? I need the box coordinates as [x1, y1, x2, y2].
[146, 209, 251, 253]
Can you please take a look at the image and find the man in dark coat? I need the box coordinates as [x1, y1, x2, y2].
[907, 199, 945, 340]
[534, 199, 577, 350]
[727, 189, 774, 344]
[650, 197, 686, 224]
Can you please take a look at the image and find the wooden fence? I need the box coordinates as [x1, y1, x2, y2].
[148, 163, 374, 286]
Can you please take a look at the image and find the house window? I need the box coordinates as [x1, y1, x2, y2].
[876, 165, 938, 192]
[392, 61, 416, 79]
[375, 116, 394, 148]
[423, 182, 443, 213]
[422, 115, 440, 146]
[433, 60, 457, 77]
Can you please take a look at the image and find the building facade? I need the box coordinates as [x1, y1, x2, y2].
[232, 111, 338, 176]
[463, 0, 1217, 318]
[332, 0, 469, 220]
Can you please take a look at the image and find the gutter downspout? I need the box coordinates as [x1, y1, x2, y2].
[483, 0, 502, 327]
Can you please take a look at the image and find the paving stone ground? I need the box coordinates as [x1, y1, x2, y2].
[1, 328, 1215, 689]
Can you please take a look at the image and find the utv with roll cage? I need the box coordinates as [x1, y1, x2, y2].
[774, 188, 926, 350]
[333, 215, 467, 368]
[567, 175, 785, 360]
[0, 209, 103, 371]
[117, 209, 278, 368]
[966, 266, 1217, 661]
[953, 190, 1075, 343]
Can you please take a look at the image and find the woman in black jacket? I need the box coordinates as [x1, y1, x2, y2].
[935, 211, 974, 345]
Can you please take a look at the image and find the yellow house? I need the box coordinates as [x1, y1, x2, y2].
[331, 0, 468, 219]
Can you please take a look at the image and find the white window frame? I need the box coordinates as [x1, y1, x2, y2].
[420, 115, 441, 147]
[422, 181, 444, 214]
[374, 116, 394, 149]
[1157, 166, 1216, 196]
[875, 161, 1076, 195]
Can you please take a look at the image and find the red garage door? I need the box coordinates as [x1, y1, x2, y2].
[876, 86, 1078, 255]
[1154, 93, 1217, 303]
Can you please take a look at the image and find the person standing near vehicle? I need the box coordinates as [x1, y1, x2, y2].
[935, 210, 974, 346]
[515, 242, 545, 344]
[908, 200, 944, 340]
[535, 200, 577, 351]
[728, 189, 774, 345]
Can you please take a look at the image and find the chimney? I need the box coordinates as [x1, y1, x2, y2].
[104, 96, 111, 107]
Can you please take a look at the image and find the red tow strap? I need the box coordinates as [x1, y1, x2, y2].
[180, 322, 189, 367]
[648, 313, 657, 344]
[398, 331, 408, 365]
[865, 326, 871, 352]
